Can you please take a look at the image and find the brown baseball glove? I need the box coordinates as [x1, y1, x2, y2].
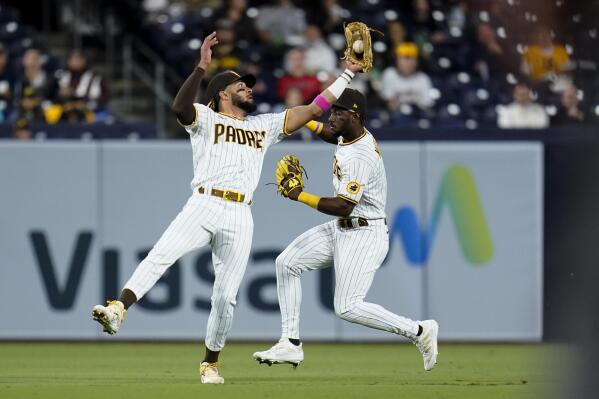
[275, 154, 306, 198]
[341, 21, 384, 73]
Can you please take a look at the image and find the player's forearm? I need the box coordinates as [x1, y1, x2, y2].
[284, 69, 355, 132]
[304, 120, 337, 144]
[172, 66, 205, 125]
[295, 192, 354, 217]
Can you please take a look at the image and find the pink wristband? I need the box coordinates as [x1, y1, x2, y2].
[314, 95, 331, 112]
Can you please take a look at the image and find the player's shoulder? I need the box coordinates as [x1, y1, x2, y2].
[254, 110, 286, 120]
[344, 130, 378, 153]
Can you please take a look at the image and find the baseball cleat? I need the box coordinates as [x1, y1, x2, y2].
[200, 362, 225, 384]
[91, 300, 125, 335]
[253, 338, 304, 368]
[414, 320, 439, 371]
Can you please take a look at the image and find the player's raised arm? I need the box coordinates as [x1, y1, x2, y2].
[283, 61, 362, 133]
[171, 32, 218, 126]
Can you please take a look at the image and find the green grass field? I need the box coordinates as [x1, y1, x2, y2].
[0, 342, 561, 399]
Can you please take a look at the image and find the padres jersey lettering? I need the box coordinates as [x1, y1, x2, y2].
[213, 123, 266, 149]
[333, 129, 386, 219]
[185, 103, 288, 201]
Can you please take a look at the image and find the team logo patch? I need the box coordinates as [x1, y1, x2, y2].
[346, 181, 361, 195]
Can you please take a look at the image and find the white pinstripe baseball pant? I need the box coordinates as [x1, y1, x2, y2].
[276, 220, 419, 340]
[124, 191, 253, 351]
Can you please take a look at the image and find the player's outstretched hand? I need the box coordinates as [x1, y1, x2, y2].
[345, 59, 363, 74]
[198, 31, 218, 70]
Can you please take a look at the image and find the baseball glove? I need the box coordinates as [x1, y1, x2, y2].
[275, 155, 305, 198]
[341, 21, 383, 73]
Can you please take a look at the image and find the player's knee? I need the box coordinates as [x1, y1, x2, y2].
[334, 298, 362, 320]
[211, 291, 237, 311]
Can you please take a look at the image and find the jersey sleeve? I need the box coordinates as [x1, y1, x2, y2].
[179, 103, 211, 136]
[336, 156, 373, 205]
[263, 110, 291, 147]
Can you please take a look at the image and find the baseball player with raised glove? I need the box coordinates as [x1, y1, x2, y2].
[254, 88, 439, 373]
[92, 28, 364, 385]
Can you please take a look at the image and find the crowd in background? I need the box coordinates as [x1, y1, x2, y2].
[140, 0, 598, 130]
[0, 0, 597, 139]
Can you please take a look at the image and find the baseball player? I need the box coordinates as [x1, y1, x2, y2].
[91, 31, 362, 384]
[253, 89, 439, 371]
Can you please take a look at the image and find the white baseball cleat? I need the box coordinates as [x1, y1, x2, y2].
[200, 362, 225, 384]
[91, 300, 125, 335]
[414, 320, 439, 371]
[253, 338, 304, 367]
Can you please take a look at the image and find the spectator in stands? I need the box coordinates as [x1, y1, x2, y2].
[16, 86, 46, 124]
[497, 83, 548, 129]
[303, 24, 337, 74]
[472, 23, 511, 81]
[16, 48, 57, 103]
[383, 20, 408, 67]
[214, 0, 256, 42]
[551, 85, 587, 126]
[378, 42, 434, 112]
[521, 26, 572, 83]
[57, 49, 109, 116]
[256, 0, 306, 47]
[314, 0, 345, 35]
[0, 44, 16, 123]
[277, 47, 321, 103]
[205, 19, 245, 75]
[409, 0, 446, 48]
[12, 118, 32, 140]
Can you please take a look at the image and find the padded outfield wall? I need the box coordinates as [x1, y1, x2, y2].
[0, 141, 542, 341]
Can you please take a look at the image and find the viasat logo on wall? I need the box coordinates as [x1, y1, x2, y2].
[389, 164, 494, 266]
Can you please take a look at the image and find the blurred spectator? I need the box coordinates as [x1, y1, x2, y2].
[383, 20, 408, 67]
[277, 48, 320, 103]
[0, 44, 16, 123]
[256, 0, 306, 47]
[15, 48, 57, 103]
[472, 23, 511, 81]
[521, 27, 572, 83]
[205, 19, 245, 75]
[315, 0, 345, 35]
[497, 83, 548, 129]
[409, 0, 446, 49]
[378, 43, 434, 112]
[303, 25, 337, 74]
[551, 85, 587, 126]
[214, 0, 256, 42]
[56, 49, 109, 120]
[16, 86, 46, 124]
[12, 118, 32, 140]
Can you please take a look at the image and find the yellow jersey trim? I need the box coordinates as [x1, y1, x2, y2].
[218, 111, 246, 121]
[339, 129, 366, 146]
[177, 104, 199, 128]
[283, 110, 291, 135]
[337, 194, 358, 205]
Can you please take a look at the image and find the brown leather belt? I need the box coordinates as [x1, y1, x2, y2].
[198, 186, 245, 203]
[338, 217, 387, 229]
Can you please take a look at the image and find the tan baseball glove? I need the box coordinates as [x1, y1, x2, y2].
[341, 21, 383, 73]
[275, 155, 305, 198]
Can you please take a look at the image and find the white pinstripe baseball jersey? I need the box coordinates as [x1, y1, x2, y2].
[184, 103, 289, 201]
[332, 129, 386, 219]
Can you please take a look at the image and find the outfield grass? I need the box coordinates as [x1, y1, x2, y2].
[0, 342, 561, 399]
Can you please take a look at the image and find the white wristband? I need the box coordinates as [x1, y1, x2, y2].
[327, 69, 355, 99]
